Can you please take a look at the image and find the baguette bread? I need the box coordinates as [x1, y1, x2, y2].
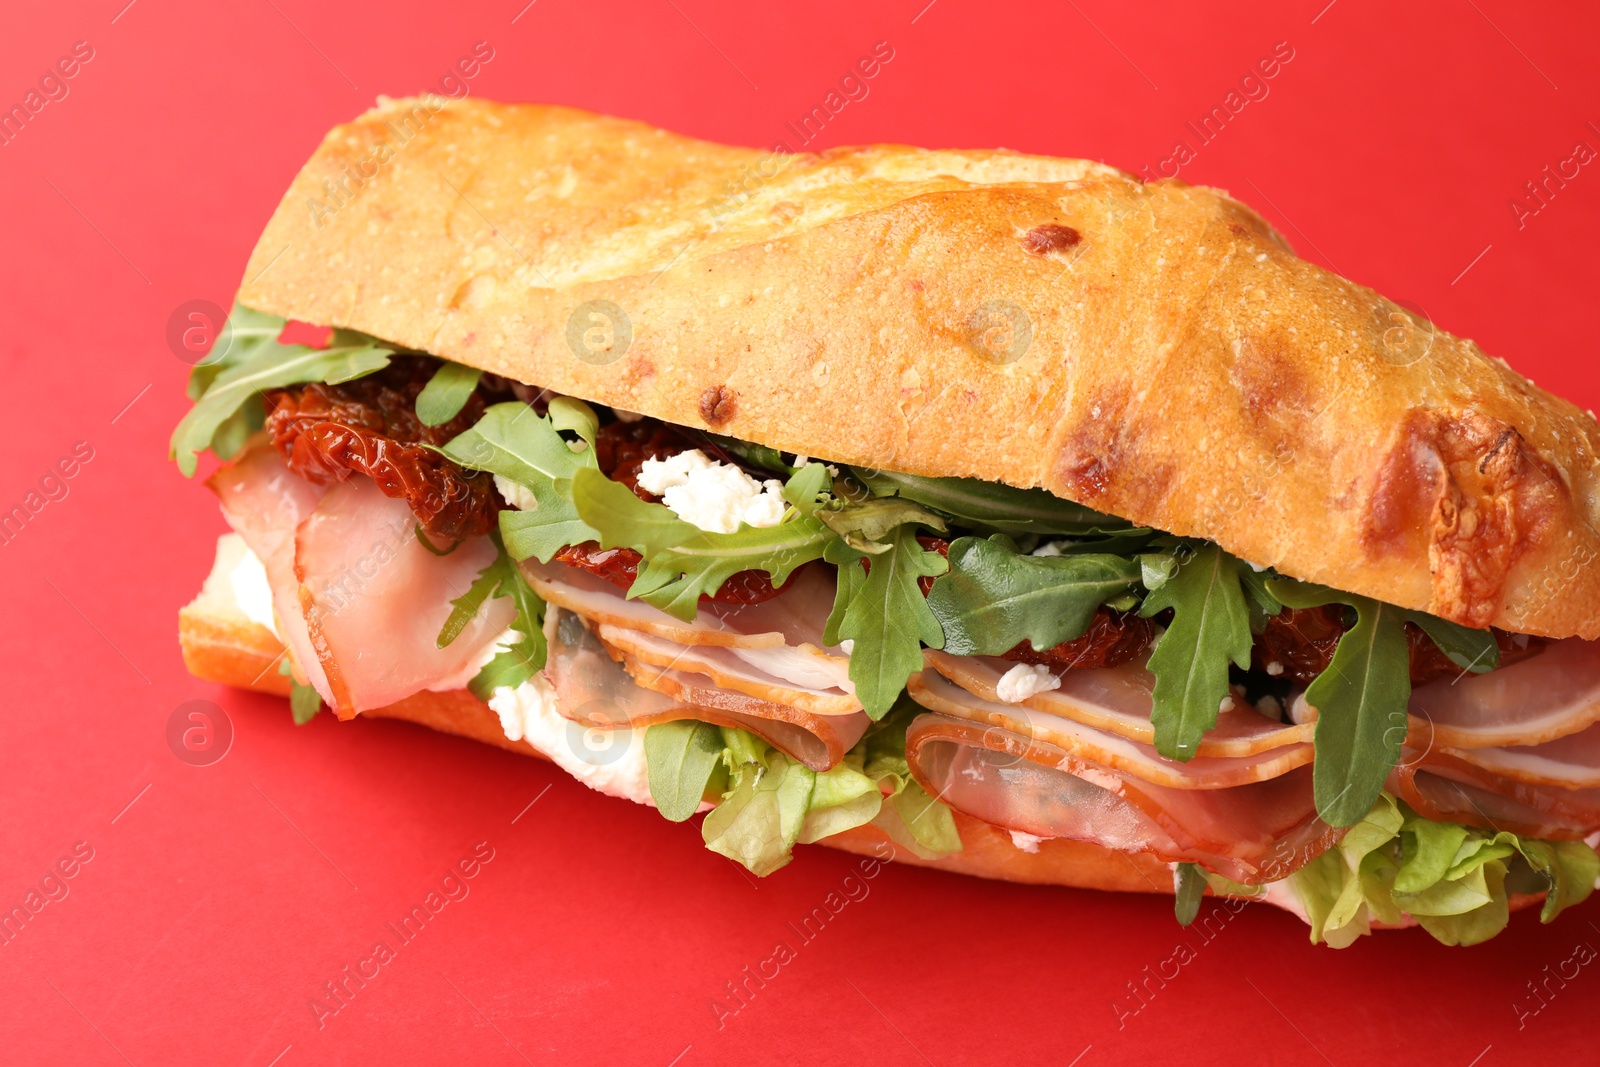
[237, 98, 1600, 639]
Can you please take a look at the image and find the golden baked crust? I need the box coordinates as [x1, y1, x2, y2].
[238, 98, 1600, 638]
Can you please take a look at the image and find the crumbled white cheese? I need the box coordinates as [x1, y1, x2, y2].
[838, 639, 855, 655]
[487, 672, 657, 806]
[1219, 695, 1236, 714]
[635, 449, 788, 533]
[1255, 694, 1283, 722]
[792, 455, 840, 476]
[1031, 541, 1066, 557]
[1009, 830, 1046, 853]
[229, 543, 278, 637]
[612, 408, 645, 423]
[1265, 661, 1285, 676]
[995, 662, 1061, 703]
[494, 474, 539, 512]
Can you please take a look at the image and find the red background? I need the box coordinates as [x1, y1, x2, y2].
[3, 0, 1598, 1063]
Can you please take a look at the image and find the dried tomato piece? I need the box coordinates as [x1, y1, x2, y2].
[1002, 608, 1156, 671]
[1253, 603, 1545, 687]
[264, 357, 505, 547]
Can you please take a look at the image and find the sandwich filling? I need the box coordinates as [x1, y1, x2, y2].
[173, 308, 1600, 946]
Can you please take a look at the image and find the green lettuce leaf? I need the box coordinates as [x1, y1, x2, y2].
[1139, 543, 1253, 761]
[414, 361, 483, 426]
[858, 696, 962, 857]
[926, 534, 1140, 656]
[170, 304, 393, 476]
[278, 658, 322, 724]
[1287, 794, 1599, 947]
[1401, 611, 1499, 674]
[831, 525, 948, 719]
[440, 401, 601, 563]
[570, 465, 834, 621]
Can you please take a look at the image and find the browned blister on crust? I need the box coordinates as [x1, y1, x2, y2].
[239, 99, 1600, 638]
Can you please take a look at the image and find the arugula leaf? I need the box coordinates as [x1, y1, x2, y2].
[277, 657, 322, 724]
[1237, 565, 1285, 634]
[1270, 581, 1410, 827]
[697, 432, 794, 477]
[644, 720, 725, 822]
[432, 532, 549, 701]
[852, 467, 1127, 536]
[833, 525, 948, 719]
[171, 304, 393, 476]
[570, 466, 834, 621]
[1400, 610, 1499, 674]
[818, 498, 947, 554]
[1139, 543, 1253, 761]
[186, 303, 283, 399]
[289, 681, 322, 724]
[926, 535, 1140, 656]
[415, 361, 483, 426]
[781, 462, 832, 516]
[823, 538, 864, 647]
[440, 401, 601, 563]
[437, 557, 504, 648]
[1174, 862, 1206, 926]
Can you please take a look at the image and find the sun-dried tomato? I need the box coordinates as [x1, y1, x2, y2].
[1252, 604, 1544, 686]
[1003, 608, 1157, 671]
[264, 357, 505, 547]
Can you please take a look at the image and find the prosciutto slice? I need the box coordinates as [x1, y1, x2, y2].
[1404, 636, 1600, 749]
[903, 712, 1337, 884]
[294, 477, 514, 713]
[208, 444, 330, 695]
[924, 650, 1311, 757]
[1390, 749, 1600, 840]
[543, 609, 869, 770]
[908, 671, 1311, 789]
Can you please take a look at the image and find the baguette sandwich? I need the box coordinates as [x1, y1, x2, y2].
[174, 98, 1600, 946]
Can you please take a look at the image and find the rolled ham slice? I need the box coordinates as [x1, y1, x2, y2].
[923, 650, 1312, 757]
[208, 443, 330, 696]
[294, 478, 514, 714]
[907, 670, 1311, 789]
[1404, 636, 1600, 749]
[1441, 720, 1600, 791]
[594, 624, 861, 716]
[903, 712, 1337, 884]
[522, 559, 844, 656]
[543, 608, 869, 770]
[1390, 749, 1600, 840]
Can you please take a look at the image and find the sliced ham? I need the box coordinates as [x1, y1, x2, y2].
[522, 559, 844, 655]
[1404, 636, 1600, 749]
[208, 443, 330, 696]
[543, 608, 869, 770]
[908, 671, 1311, 789]
[594, 624, 861, 716]
[1390, 749, 1600, 840]
[1442, 720, 1600, 791]
[923, 650, 1311, 757]
[903, 712, 1337, 884]
[294, 478, 514, 713]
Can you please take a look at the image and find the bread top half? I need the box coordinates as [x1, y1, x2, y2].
[237, 97, 1600, 639]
